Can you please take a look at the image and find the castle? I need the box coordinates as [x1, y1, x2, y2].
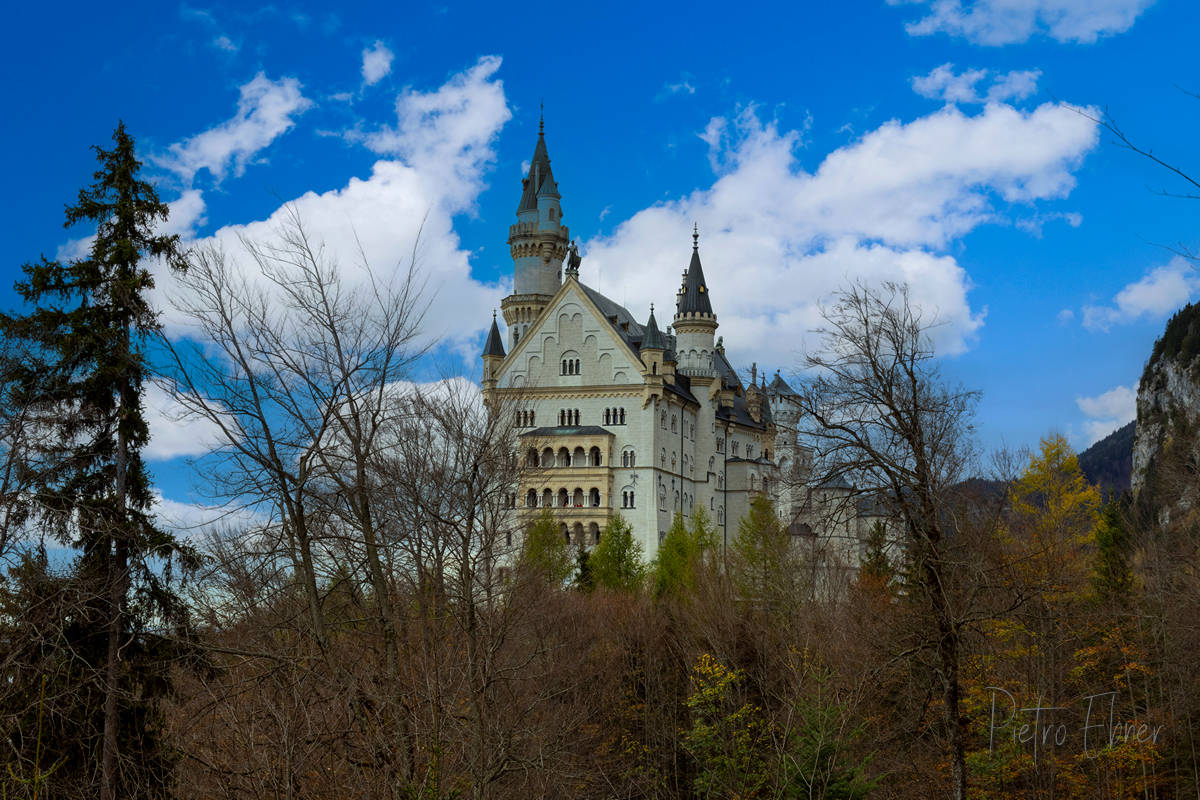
[480, 121, 869, 567]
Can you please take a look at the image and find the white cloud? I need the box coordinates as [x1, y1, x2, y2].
[1082, 257, 1200, 331]
[152, 490, 262, 539]
[1076, 384, 1136, 445]
[156, 72, 313, 184]
[361, 40, 394, 86]
[912, 64, 1041, 105]
[894, 0, 1155, 45]
[579, 100, 1097, 369]
[158, 56, 511, 360]
[143, 382, 227, 461]
[212, 34, 238, 53]
[658, 75, 697, 100]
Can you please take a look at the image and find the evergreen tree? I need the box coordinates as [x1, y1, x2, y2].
[857, 520, 893, 585]
[1092, 494, 1133, 600]
[590, 513, 645, 592]
[653, 508, 717, 599]
[0, 123, 195, 800]
[520, 508, 572, 585]
[730, 494, 791, 604]
[573, 546, 595, 591]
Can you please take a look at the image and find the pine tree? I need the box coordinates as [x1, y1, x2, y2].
[590, 513, 645, 592]
[730, 494, 791, 604]
[0, 122, 195, 800]
[520, 508, 572, 585]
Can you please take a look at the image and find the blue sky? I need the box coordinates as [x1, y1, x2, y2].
[3, 0, 1198, 523]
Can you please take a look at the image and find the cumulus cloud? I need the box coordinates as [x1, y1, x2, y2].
[1082, 257, 1200, 331]
[158, 56, 511, 359]
[156, 72, 313, 184]
[893, 0, 1156, 45]
[579, 101, 1097, 370]
[152, 490, 262, 539]
[1076, 384, 1136, 445]
[361, 40, 394, 86]
[143, 383, 228, 461]
[913, 64, 1041, 105]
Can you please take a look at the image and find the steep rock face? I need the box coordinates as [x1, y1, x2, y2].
[1133, 302, 1200, 523]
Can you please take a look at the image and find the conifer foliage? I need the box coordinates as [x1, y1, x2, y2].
[0, 122, 195, 800]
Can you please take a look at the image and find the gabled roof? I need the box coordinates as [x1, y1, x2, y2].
[768, 371, 798, 397]
[678, 240, 713, 316]
[482, 314, 506, 358]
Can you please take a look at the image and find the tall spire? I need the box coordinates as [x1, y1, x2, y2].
[678, 225, 713, 316]
[482, 310, 506, 358]
[518, 109, 555, 214]
[642, 304, 666, 350]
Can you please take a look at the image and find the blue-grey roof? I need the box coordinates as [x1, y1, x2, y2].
[768, 372, 797, 397]
[517, 131, 555, 213]
[482, 316, 506, 358]
[520, 425, 613, 437]
[678, 243, 714, 316]
[642, 307, 666, 350]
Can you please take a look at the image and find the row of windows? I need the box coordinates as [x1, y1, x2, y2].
[560, 358, 581, 375]
[621, 490, 636, 508]
[526, 447, 603, 468]
[559, 409, 581, 426]
[603, 408, 626, 425]
[526, 487, 603, 508]
[515, 410, 536, 427]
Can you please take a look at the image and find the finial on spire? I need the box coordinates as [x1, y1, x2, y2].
[539, 100, 544, 134]
[492, 309, 497, 320]
[692, 222, 699, 250]
[650, 302, 655, 314]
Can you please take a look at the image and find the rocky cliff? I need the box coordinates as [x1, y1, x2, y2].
[1133, 302, 1200, 524]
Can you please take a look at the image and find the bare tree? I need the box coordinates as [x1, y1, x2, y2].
[794, 281, 980, 800]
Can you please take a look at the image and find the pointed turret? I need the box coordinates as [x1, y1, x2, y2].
[673, 224, 719, 379]
[678, 225, 714, 316]
[483, 313, 506, 358]
[640, 304, 666, 377]
[642, 305, 666, 351]
[481, 311, 505, 392]
[503, 113, 571, 348]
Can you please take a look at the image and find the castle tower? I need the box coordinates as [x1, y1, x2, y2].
[672, 225, 718, 378]
[481, 311, 506, 394]
[501, 115, 570, 349]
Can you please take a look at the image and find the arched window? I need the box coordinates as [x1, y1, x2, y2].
[526, 489, 537, 507]
[590, 446, 602, 466]
[574, 359, 580, 374]
[671, 415, 677, 432]
[573, 409, 580, 425]
[590, 522, 600, 544]
[558, 488, 569, 507]
[527, 448, 539, 467]
[561, 523, 570, 543]
[718, 506, 725, 524]
[514, 410, 520, 427]
[652, 362, 657, 375]
[542, 488, 553, 507]
[619, 408, 626, 425]
[660, 448, 666, 467]
[708, 456, 715, 472]
[530, 410, 535, 426]
[629, 490, 635, 507]
[604, 409, 611, 425]
[589, 488, 600, 507]
[559, 409, 565, 426]
[573, 488, 583, 507]
[660, 411, 666, 429]
[572, 522, 584, 543]
[542, 447, 554, 467]
[561, 359, 567, 375]
[573, 446, 586, 467]
[557, 447, 571, 467]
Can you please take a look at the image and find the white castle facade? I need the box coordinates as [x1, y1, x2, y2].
[480, 123, 875, 568]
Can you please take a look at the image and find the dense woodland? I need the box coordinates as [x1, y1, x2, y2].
[2, 127, 1199, 800]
